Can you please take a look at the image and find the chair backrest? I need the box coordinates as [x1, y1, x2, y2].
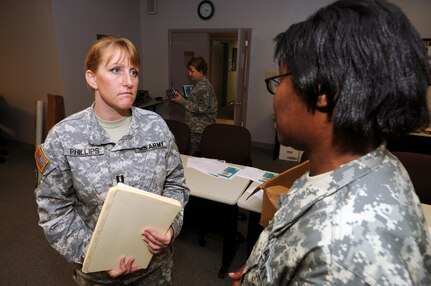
[199, 123, 252, 166]
[393, 151, 431, 204]
[164, 119, 191, 154]
[44, 94, 65, 140]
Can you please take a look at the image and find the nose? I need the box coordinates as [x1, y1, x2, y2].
[123, 73, 133, 87]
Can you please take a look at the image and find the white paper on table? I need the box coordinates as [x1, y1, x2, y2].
[236, 167, 278, 183]
[187, 157, 226, 176]
[186, 157, 239, 179]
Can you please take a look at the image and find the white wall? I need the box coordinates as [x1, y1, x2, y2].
[140, 0, 431, 146]
[0, 0, 430, 146]
[50, 0, 143, 116]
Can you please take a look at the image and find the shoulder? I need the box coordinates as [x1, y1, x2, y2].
[132, 107, 166, 125]
[45, 107, 92, 140]
[131, 107, 172, 137]
[52, 107, 91, 129]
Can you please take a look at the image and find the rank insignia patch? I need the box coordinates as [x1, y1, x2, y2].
[35, 145, 49, 173]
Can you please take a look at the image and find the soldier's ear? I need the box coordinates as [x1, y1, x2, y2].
[85, 70, 98, 90]
[316, 94, 329, 108]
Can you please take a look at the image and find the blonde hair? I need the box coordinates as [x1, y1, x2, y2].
[84, 35, 140, 73]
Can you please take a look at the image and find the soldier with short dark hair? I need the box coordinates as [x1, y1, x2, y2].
[229, 0, 431, 285]
[171, 56, 218, 156]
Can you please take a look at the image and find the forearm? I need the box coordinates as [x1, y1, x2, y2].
[162, 151, 190, 240]
[36, 183, 92, 264]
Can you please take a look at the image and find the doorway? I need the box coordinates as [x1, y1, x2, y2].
[168, 29, 251, 126]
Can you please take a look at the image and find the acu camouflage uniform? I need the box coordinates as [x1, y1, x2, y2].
[178, 76, 217, 155]
[34, 106, 190, 285]
[242, 145, 431, 285]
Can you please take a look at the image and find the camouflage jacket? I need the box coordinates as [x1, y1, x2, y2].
[179, 76, 217, 133]
[242, 145, 431, 285]
[35, 106, 189, 273]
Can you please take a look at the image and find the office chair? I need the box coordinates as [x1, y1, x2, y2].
[164, 119, 191, 155]
[44, 94, 65, 141]
[194, 123, 252, 246]
[392, 151, 431, 204]
[199, 123, 252, 166]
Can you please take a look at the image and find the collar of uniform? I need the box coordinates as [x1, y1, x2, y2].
[111, 107, 162, 150]
[269, 144, 387, 236]
[88, 105, 115, 146]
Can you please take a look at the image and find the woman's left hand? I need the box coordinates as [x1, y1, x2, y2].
[106, 256, 141, 278]
[141, 227, 174, 254]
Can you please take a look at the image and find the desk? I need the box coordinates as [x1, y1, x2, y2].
[135, 98, 164, 111]
[237, 182, 264, 255]
[386, 128, 431, 155]
[180, 155, 251, 278]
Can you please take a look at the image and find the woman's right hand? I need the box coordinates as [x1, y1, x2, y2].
[228, 265, 245, 286]
[171, 91, 184, 103]
[106, 255, 141, 278]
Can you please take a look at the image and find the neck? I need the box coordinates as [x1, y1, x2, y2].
[93, 100, 130, 121]
[307, 135, 379, 176]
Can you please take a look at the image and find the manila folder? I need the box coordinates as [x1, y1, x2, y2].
[82, 183, 181, 273]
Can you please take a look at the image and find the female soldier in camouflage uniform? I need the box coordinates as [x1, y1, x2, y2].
[230, 0, 431, 285]
[171, 57, 218, 156]
[35, 36, 189, 285]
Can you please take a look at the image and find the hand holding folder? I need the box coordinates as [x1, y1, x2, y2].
[82, 183, 181, 273]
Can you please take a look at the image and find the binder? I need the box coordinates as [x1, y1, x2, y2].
[82, 183, 181, 273]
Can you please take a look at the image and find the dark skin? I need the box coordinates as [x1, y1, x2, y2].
[229, 64, 375, 284]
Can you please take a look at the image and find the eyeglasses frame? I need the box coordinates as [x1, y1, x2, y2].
[264, 72, 292, 95]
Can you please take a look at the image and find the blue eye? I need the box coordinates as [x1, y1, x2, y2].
[130, 70, 139, 77]
[110, 67, 120, 73]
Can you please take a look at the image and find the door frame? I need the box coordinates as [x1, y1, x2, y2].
[168, 28, 251, 126]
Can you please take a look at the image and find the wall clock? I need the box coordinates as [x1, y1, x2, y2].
[198, 0, 214, 20]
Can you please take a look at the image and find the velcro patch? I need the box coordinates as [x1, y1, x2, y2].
[35, 145, 49, 173]
[135, 141, 167, 152]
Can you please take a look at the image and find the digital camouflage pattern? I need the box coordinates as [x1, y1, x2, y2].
[35, 106, 189, 284]
[180, 76, 217, 134]
[242, 145, 431, 285]
[179, 76, 217, 155]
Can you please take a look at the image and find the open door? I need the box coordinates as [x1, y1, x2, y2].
[168, 29, 252, 126]
[233, 29, 252, 126]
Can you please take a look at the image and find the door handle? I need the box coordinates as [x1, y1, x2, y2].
[229, 101, 242, 106]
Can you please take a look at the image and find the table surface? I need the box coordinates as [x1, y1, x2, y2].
[136, 98, 164, 109]
[410, 127, 431, 137]
[180, 155, 251, 205]
[237, 181, 262, 213]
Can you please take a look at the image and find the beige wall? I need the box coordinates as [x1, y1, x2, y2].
[0, 0, 430, 146]
[0, 0, 63, 144]
[140, 0, 431, 145]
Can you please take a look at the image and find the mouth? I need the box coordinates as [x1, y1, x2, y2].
[119, 92, 133, 96]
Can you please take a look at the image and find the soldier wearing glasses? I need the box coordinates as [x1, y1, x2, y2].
[230, 0, 431, 285]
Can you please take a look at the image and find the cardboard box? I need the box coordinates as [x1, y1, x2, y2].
[278, 145, 304, 162]
[248, 160, 310, 227]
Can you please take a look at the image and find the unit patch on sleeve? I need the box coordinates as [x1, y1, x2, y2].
[35, 145, 50, 173]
